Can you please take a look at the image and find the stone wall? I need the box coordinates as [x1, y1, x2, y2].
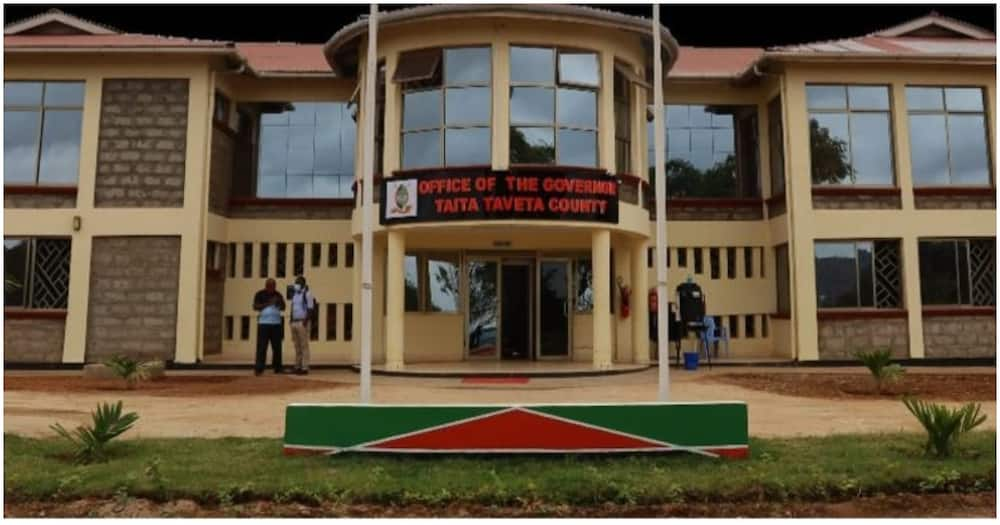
[812, 194, 902, 210]
[4, 193, 76, 209]
[203, 243, 225, 356]
[4, 318, 65, 363]
[208, 125, 234, 216]
[914, 194, 996, 210]
[95, 79, 189, 208]
[86, 236, 181, 362]
[817, 317, 909, 361]
[922, 315, 996, 359]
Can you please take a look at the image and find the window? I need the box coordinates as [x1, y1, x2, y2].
[3, 238, 71, 309]
[907, 87, 990, 186]
[293, 243, 305, 276]
[510, 46, 599, 166]
[918, 238, 995, 306]
[759, 247, 765, 278]
[649, 104, 758, 197]
[311, 243, 321, 267]
[257, 101, 356, 197]
[768, 96, 785, 195]
[343, 303, 353, 341]
[345, 243, 354, 267]
[403, 253, 460, 313]
[213, 91, 230, 126]
[400, 47, 491, 169]
[693, 248, 703, 274]
[677, 247, 687, 268]
[743, 246, 753, 278]
[228, 243, 236, 278]
[275, 243, 287, 278]
[242, 243, 253, 278]
[613, 64, 631, 174]
[807, 85, 893, 186]
[225, 316, 234, 340]
[328, 243, 338, 268]
[310, 316, 319, 340]
[259, 243, 270, 278]
[326, 303, 337, 340]
[575, 258, 593, 312]
[727, 247, 737, 279]
[709, 248, 720, 279]
[814, 240, 901, 308]
[761, 314, 769, 338]
[240, 315, 250, 340]
[4, 81, 85, 186]
[728, 315, 739, 338]
[775, 244, 790, 315]
[745, 315, 755, 338]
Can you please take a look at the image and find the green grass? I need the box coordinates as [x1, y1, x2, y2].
[4, 432, 995, 506]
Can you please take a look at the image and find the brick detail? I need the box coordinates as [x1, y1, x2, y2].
[812, 194, 902, 210]
[4, 194, 76, 209]
[228, 204, 353, 220]
[914, 194, 996, 210]
[3, 318, 65, 363]
[922, 315, 996, 359]
[208, 125, 234, 216]
[95, 79, 189, 208]
[817, 317, 909, 361]
[86, 236, 181, 362]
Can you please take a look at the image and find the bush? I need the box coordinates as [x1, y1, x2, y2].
[903, 397, 987, 458]
[50, 401, 139, 464]
[104, 355, 155, 389]
[855, 348, 904, 393]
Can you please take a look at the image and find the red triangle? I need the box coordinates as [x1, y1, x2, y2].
[367, 408, 665, 451]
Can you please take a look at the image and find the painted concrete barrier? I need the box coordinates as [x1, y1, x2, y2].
[284, 402, 749, 458]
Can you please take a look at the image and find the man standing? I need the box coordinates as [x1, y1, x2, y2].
[289, 275, 316, 375]
[253, 278, 286, 375]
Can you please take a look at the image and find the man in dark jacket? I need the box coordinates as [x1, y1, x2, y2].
[253, 278, 286, 375]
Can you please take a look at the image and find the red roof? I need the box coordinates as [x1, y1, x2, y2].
[4, 33, 230, 49]
[669, 46, 763, 79]
[236, 43, 330, 74]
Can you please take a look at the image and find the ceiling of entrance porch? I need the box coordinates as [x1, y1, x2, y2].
[399, 224, 621, 252]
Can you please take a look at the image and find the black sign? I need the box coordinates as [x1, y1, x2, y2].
[380, 169, 619, 225]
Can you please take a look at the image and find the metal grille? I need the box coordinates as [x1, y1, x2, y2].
[969, 240, 995, 306]
[30, 239, 71, 308]
[874, 241, 901, 308]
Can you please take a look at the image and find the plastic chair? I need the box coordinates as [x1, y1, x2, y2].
[699, 316, 730, 359]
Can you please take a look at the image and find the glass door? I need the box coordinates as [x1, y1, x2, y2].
[537, 258, 570, 359]
[466, 258, 500, 359]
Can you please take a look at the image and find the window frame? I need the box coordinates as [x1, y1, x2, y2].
[613, 62, 632, 175]
[3, 236, 72, 310]
[768, 95, 786, 196]
[402, 251, 462, 314]
[814, 239, 901, 310]
[3, 80, 85, 187]
[905, 85, 993, 188]
[918, 237, 996, 307]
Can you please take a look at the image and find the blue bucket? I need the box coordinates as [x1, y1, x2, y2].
[683, 352, 700, 371]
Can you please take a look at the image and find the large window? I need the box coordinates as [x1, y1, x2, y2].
[918, 238, 995, 306]
[4, 238, 71, 309]
[257, 101, 356, 198]
[509, 46, 599, 167]
[648, 104, 758, 198]
[402, 253, 460, 313]
[807, 85, 893, 186]
[814, 240, 901, 309]
[907, 87, 991, 186]
[4, 81, 84, 186]
[399, 47, 492, 169]
[768, 96, 785, 195]
[613, 65, 631, 174]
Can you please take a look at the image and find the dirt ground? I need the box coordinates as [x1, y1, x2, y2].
[706, 372, 996, 401]
[5, 492, 995, 518]
[3, 367, 996, 439]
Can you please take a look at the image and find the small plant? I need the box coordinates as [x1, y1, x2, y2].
[50, 400, 139, 464]
[104, 355, 154, 389]
[855, 347, 904, 394]
[903, 397, 987, 458]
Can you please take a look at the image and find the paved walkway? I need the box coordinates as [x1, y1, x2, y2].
[3, 367, 995, 439]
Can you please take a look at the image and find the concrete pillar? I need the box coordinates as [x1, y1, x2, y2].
[901, 236, 926, 358]
[630, 239, 650, 364]
[385, 229, 405, 370]
[592, 229, 612, 369]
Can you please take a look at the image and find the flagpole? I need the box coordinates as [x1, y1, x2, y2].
[652, 3, 670, 401]
[359, 3, 378, 404]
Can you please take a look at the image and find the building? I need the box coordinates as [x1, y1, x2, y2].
[3, 6, 995, 369]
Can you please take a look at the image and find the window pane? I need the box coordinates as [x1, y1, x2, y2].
[947, 114, 991, 185]
[4, 82, 43, 106]
[288, 102, 316, 125]
[809, 113, 852, 185]
[402, 130, 441, 169]
[556, 88, 596, 129]
[445, 127, 490, 166]
[957, 240, 971, 305]
[404, 255, 419, 311]
[857, 242, 874, 307]
[258, 176, 285, 197]
[919, 241, 960, 305]
[37, 110, 83, 185]
[286, 125, 314, 175]
[286, 176, 312, 197]
[4, 239, 28, 307]
[445, 87, 490, 126]
[510, 127, 555, 164]
[666, 105, 689, 127]
[3, 110, 41, 184]
[557, 129, 597, 167]
[427, 256, 459, 312]
[906, 87, 944, 111]
[575, 258, 593, 312]
[43, 82, 85, 107]
[259, 125, 288, 176]
[444, 47, 490, 85]
[847, 86, 889, 110]
[908, 114, 950, 186]
[849, 113, 893, 185]
[945, 87, 984, 112]
[510, 47, 554, 84]
[510, 87, 554, 125]
[558, 52, 599, 87]
[815, 242, 859, 308]
[313, 175, 341, 198]
[768, 97, 785, 194]
[807, 85, 847, 110]
[402, 89, 441, 131]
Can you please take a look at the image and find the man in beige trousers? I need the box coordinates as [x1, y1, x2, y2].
[289, 275, 316, 375]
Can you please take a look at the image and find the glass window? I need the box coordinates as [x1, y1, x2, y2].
[3, 237, 71, 309]
[574, 258, 593, 312]
[907, 86, 990, 186]
[614, 66, 632, 175]
[511, 47, 554, 84]
[404, 255, 419, 312]
[3, 81, 84, 186]
[257, 102, 356, 197]
[918, 238, 995, 306]
[426, 255, 459, 312]
[815, 240, 901, 308]
[775, 244, 790, 315]
[807, 84, 894, 186]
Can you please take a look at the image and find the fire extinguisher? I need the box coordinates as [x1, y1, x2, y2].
[648, 287, 658, 313]
[616, 276, 630, 319]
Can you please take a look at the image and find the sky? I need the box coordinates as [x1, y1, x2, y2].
[3, 3, 996, 48]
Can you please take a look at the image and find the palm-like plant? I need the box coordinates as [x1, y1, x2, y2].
[50, 401, 139, 464]
[903, 397, 987, 458]
[104, 355, 153, 389]
[855, 348, 904, 394]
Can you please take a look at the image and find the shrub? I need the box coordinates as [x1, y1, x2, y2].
[855, 348, 904, 393]
[50, 401, 139, 464]
[104, 355, 155, 389]
[903, 397, 987, 458]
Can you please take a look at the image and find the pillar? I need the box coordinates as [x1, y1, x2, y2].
[385, 229, 405, 370]
[630, 239, 650, 364]
[901, 236, 926, 358]
[592, 229, 612, 369]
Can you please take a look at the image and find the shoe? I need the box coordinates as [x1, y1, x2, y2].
[254, 370, 263, 377]
[294, 369, 308, 376]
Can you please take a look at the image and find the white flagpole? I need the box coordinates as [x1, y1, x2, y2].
[359, 3, 378, 404]
[652, 4, 670, 401]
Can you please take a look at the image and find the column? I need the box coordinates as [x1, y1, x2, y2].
[630, 239, 650, 364]
[592, 229, 612, 369]
[385, 229, 405, 370]
[901, 236, 925, 358]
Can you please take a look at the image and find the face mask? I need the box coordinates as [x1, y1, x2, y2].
[294, 284, 303, 292]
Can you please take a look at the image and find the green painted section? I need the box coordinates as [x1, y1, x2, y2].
[533, 404, 748, 446]
[284, 405, 503, 448]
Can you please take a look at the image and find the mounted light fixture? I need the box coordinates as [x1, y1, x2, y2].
[72, 215, 82, 232]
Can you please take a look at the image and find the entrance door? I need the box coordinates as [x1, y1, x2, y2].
[466, 259, 499, 359]
[501, 263, 531, 359]
[537, 259, 570, 358]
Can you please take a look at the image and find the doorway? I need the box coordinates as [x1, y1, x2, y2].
[501, 262, 532, 359]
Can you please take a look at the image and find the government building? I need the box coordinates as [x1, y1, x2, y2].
[4, 6, 996, 369]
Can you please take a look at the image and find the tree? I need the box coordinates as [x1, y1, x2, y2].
[510, 128, 555, 164]
[809, 118, 854, 184]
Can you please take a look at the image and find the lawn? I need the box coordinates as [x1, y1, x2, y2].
[4, 432, 995, 507]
